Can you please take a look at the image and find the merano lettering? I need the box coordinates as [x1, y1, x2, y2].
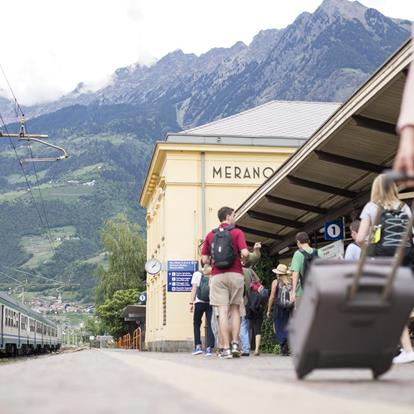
[212, 166, 275, 179]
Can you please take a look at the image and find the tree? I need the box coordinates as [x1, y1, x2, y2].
[95, 213, 146, 305]
[96, 288, 140, 338]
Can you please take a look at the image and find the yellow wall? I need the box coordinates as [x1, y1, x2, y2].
[140, 143, 295, 350]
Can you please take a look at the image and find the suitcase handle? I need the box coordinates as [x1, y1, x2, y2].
[349, 170, 414, 301]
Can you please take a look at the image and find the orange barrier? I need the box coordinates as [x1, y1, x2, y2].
[132, 327, 142, 351]
[116, 328, 142, 351]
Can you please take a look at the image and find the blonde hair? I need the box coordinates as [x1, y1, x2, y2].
[370, 174, 401, 209]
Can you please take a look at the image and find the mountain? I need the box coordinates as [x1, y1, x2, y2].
[0, 0, 410, 302]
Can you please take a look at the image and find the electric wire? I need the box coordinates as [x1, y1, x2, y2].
[0, 264, 62, 284]
[26, 141, 56, 254]
[0, 111, 54, 253]
[0, 63, 56, 254]
[0, 63, 25, 117]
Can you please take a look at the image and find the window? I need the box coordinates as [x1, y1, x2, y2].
[29, 319, 35, 333]
[21, 316, 27, 330]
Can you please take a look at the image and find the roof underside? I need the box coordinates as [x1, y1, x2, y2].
[235, 39, 412, 257]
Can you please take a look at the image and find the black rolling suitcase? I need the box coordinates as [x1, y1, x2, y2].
[289, 173, 414, 379]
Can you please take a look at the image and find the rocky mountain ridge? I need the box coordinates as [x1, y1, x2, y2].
[0, 0, 410, 131]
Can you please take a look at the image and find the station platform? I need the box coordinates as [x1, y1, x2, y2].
[0, 349, 413, 413]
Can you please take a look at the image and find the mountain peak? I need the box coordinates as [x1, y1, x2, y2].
[319, 0, 367, 21]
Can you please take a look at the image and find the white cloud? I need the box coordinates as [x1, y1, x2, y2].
[0, 0, 411, 105]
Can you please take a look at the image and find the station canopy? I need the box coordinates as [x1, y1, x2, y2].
[235, 38, 413, 257]
[122, 304, 146, 323]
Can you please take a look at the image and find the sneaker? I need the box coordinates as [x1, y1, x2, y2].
[392, 350, 414, 364]
[221, 348, 233, 359]
[241, 352, 250, 357]
[205, 347, 213, 356]
[231, 342, 241, 358]
[191, 345, 203, 355]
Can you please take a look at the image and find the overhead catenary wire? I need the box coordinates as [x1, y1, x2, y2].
[0, 111, 56, 255]
[0, 63, 56, 255]
[0, 63, 25, 118]
[26, 138, 56, 254]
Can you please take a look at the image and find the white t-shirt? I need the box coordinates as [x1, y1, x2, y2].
[360, 201, 412, 225]
[191, 271, 206, 304]
[344, 242, 361, 260]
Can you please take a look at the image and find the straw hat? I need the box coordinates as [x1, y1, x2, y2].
[272, 264, 291, 275]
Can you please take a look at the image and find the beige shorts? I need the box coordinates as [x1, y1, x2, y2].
[210, 272, 244, 306]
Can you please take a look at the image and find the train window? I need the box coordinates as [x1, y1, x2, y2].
[29, 319, 35, 332]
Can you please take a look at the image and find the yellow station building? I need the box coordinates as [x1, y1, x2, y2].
[139, 101, 339, 351]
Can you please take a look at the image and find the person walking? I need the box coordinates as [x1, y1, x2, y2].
[245, 274, 267, 356]
[267, 264, 293, 356]
[394, 25, 414, 182]
[190, 264, 215, 356]
[356, 174, 414, 364]
[290, 232, 321, 305]
[240, 243, 262, 356]
[201, 206, 249, 359]
[344, 220, 361, 260]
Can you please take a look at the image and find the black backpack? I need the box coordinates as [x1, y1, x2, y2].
[247, 280, 269, 319]
[211, 225, 236, 269]
[276, 280, 293, 308]
[196, 275, 210, 302]
[372, 207, 412, 258]
[298, 249, 318, 287]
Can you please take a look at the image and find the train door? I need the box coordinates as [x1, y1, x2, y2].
[0, 305, 3, 349]
[18, 312, 21, 348]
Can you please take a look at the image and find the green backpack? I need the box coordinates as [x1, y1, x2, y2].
[196, 275, 210, 302]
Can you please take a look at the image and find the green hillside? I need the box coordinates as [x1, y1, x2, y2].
[0, 125, 155, 303]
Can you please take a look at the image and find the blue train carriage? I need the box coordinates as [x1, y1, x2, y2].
[0, 292, 61, 356]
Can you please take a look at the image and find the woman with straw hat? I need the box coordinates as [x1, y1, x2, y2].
[267, 264, 294, 356]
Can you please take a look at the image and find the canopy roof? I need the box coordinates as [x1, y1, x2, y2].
[235, 38, 413, 257]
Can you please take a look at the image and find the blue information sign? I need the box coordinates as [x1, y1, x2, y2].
[324, 219, 344, 241]
[167, 261, 198, 292]
[168, 260, 198, 272]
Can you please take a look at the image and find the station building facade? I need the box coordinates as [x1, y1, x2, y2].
[139, 101, 339, 351]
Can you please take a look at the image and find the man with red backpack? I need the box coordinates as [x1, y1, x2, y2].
[201, 206, 249, 359]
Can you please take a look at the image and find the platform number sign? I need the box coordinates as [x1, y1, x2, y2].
[324, 219, 344, 241]
[138, 293, 147, 304]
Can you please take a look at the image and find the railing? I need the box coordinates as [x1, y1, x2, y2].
[116, 328, 142, 351]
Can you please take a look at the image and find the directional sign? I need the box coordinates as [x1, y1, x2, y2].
[324, 219, 344, 241]
[167, 271, 193, 292]
[318, 240, 344, 259]
[167, 261, 198, 292]
[168, 261, 198, 272]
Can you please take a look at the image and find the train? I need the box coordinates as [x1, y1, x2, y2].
[0, 292, 61, 356]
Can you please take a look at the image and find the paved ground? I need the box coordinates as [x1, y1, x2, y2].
[0, 349, 413, 414]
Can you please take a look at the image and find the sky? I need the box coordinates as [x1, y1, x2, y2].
[0, 0, 412, 105]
